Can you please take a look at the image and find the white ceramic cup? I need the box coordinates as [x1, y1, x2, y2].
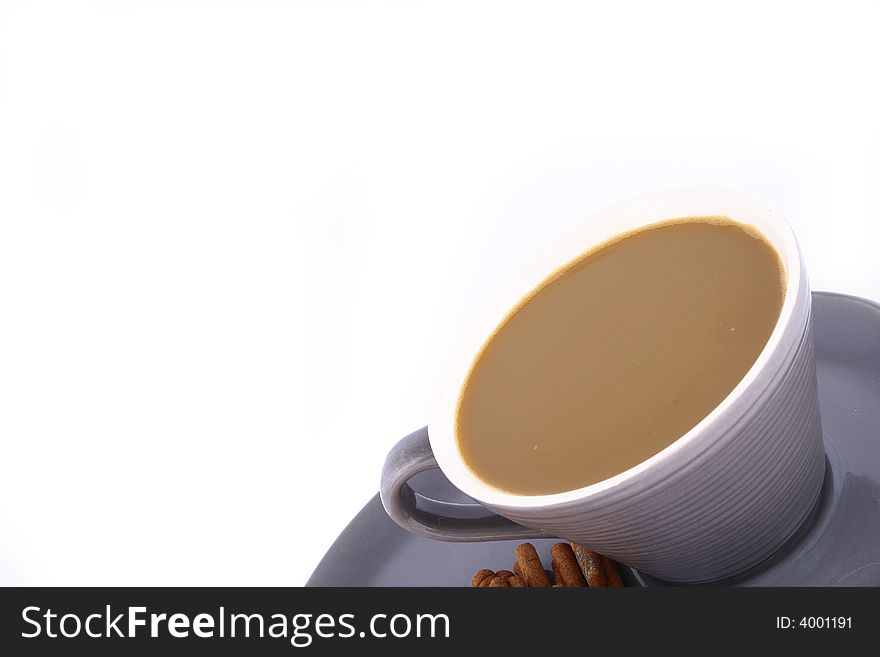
[380, 187, 825, 583]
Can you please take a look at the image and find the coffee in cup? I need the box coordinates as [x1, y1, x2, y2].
[457, 218, 785, 496]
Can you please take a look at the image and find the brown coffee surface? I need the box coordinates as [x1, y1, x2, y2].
[455, 218, 784, 495]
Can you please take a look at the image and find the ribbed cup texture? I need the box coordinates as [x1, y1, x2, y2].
[493, 310, 825, 582]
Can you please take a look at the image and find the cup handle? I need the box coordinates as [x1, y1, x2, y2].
[380, 427, 546, 541]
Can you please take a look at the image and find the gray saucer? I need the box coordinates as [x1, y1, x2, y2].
[307, 292, 880, 587]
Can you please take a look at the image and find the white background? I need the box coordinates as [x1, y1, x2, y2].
[1, 0, 878, 586]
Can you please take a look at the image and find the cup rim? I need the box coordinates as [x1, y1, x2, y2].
[428, 186, 805, 510]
